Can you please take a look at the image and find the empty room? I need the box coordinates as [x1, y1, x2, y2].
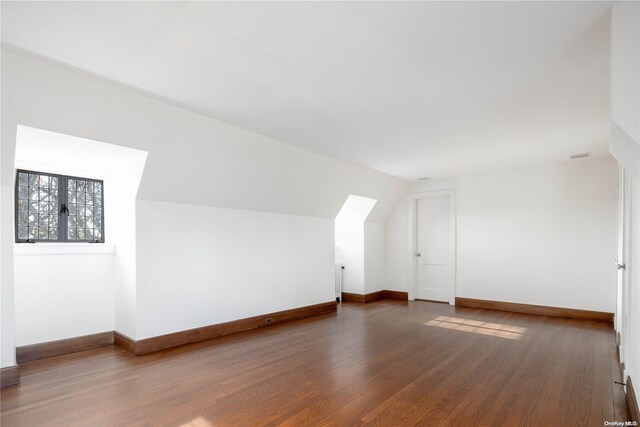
[1, 1, 639, 426]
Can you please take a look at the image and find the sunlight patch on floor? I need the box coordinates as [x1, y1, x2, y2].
[425, 316, 526, 340]
[179, 417, 212, 427]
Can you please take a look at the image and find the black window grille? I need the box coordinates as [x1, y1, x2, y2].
[15, 170, 104, 243]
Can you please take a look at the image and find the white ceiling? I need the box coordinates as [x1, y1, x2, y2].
[1, 1, 613, 180]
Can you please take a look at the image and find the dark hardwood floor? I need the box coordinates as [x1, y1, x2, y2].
[0, 300, 628, 426]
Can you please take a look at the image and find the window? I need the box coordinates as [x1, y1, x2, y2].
[15, 170, 104, 243]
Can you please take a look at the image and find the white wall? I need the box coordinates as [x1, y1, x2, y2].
[610, 2, 639, 146]
[609, 1, 640, 176]
[1, 184, 17, 367]
[624, 175, 640, 385]
[0, 50, 406, 362]
[609, 1, 640, 388]
[13, 251, 115, 346]
[385, 201, 410, 293]
[11, 126, 146, 345]
[336, 221, 385, 295]
[335, 222, 364, 295]
[334, 195, 378, 295]
[385, 157, 618, 313]
[135, 200, 334, 339]
[364, 222, 385, 293]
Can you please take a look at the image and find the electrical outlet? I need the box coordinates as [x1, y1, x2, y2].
[265, 318, 273, 325]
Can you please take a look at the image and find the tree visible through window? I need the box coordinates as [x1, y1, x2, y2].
[15, 170, 104, 243]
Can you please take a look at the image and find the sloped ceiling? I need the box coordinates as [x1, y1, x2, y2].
[1, 1, 612, 180]
[1, 51, 406, 221]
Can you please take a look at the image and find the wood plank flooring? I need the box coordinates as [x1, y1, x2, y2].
[0, 300, 629, 426]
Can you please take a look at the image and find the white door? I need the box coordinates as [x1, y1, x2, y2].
[616, 167, 631, 367]
[415, 194, 455, 302]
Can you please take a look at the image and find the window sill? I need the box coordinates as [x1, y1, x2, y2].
[14, 243, 116, 255]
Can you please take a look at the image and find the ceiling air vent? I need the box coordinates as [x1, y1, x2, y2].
[417, 177, 430, 181]
[569, 152, 591, 160]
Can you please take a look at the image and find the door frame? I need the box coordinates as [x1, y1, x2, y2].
[616, 166, 631, 368]
[407, 189, 457, 304]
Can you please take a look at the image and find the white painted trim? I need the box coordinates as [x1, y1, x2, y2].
[616, 166, 632, 366]
[407, 189, 457, 304]
[14, 243, 115, 255]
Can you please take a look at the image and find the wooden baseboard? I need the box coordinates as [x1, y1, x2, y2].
[341, 292, 366, 303]
[455, 297, 614, 323]
[383, 290, 409, 300]
[342, 290, 409, 303]
[16, 331, 114, 364]
[364, 291, 385, 303]
[342, 291, 385, 303]
[628, 376, 640, 423]
[117, 301, 337, 356]
[114, 331, 136, 355]
[0, 365, 20, 388]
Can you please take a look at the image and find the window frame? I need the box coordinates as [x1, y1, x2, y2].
[14, 169, 105, 243]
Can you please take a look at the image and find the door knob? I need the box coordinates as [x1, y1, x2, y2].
[416, 252, 421, 257]
[615, 260, 626, 270]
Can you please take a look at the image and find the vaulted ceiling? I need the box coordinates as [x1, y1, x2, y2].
[1, 1, 613, 180]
